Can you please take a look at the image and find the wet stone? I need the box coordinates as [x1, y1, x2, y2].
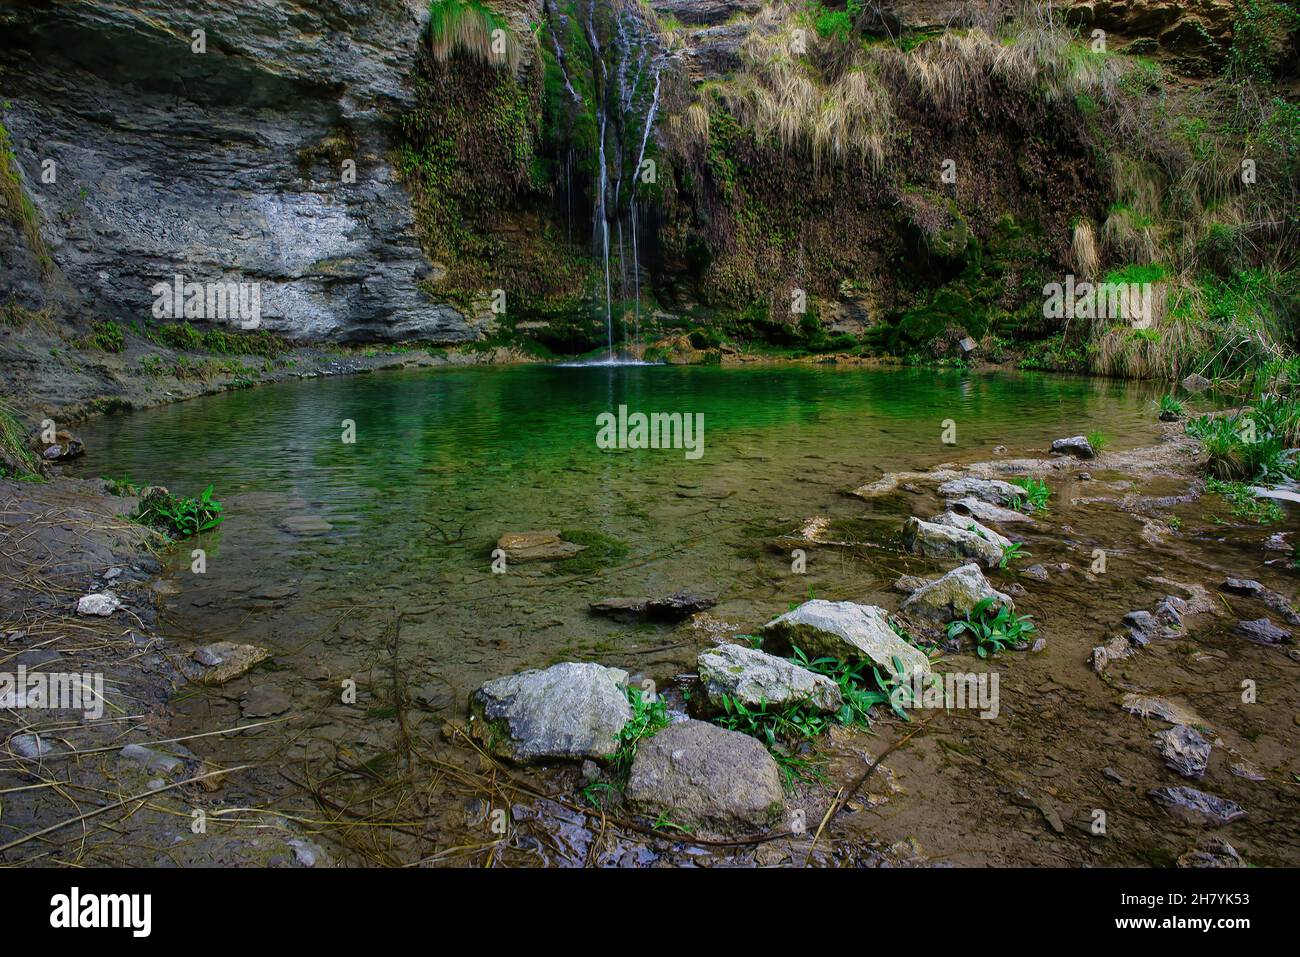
[1050, 435, 1095, 458]
[696, 643, 842, 714]
[1156, 724, 1211, 779]
[1235, 618, 1292, 645]
[495, 531, 583, 563]
[181, 642, 271, 685]
[241, 686, 292, 718]
[1148, 786, 1246, 826]
[625, 719, 784, 839]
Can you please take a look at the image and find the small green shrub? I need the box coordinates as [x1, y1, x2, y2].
[946, 597, 1036, 658]
[608, 685, 670, 781]
[88, 319, 125, 353]
[1158, 394, 1185, 418]
[135, 485, 224, 537]
[1009, 476, 1051, 511]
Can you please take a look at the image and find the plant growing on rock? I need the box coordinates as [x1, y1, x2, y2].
[1086, 431, 1108, 454]
[946, 597, 1036, 659]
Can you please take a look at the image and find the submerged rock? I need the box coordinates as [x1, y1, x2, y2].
[1149, 786, 1246, 826]
[1235, 618, 1292, 645]
[761, 600, 930, 678]
[1050, 435, 1095, 458]
[935, 477, 1022, 505]
[1221, 579, 1300, 624]
[495, 531, 585, 563]
[469, 662, 631, 763]
[279, 515, 333, 536]
[625, 719, 784, 838]
[1182, 373, 1212, 392]
[590, 591, 717, 623]
[1156, 724, 1211, 779]
[901, 515, 1005, 568]
[900, 563, 1013, 623]
[696, 643, 842, 713]
[181, 641, 270, 686]
[1022, 563, 1049, 582]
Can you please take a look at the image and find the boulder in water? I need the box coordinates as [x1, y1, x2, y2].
[901, 563, 1014, 623]
[495, 531, 584, 563]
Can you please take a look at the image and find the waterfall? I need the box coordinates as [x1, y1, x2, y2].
[555, 0, 670, 363]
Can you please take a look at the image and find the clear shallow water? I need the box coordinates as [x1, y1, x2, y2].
[71, 363, 1162, 694]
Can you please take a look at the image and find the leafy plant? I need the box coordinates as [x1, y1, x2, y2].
[102, 475, 139, 497]
[609, 685, 669, 780]
[135, 485, 224, 538]
[1086, 431, 1108, 454]
[1204, 478, 1285, 525]
[999, 540, 1030, 569]
[88, 319, 125, 353]
[1009, 476, 1051, 511]
[1158, 394, 1185, 418]
[946, 597, 1036, 658]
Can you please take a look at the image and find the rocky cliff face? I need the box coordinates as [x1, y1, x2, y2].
[0, 0, 474, 341]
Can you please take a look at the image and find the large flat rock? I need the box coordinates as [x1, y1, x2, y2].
[696, 643, 842, 713]
[761, 599, 930, 678]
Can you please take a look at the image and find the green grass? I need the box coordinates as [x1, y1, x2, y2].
[607, 685, 670, 782]
[427, 0, 516, 69]
[1186, 398, 1299, 483]
[0, 399, 41, 480]
[1087, 431, 1108, 454]
[87, 319, 125, 353]
[946, 597, 1036, 658]
[0, 120, 50, 274]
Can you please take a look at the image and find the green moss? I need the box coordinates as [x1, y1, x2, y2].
[549, 528, 629, 576]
